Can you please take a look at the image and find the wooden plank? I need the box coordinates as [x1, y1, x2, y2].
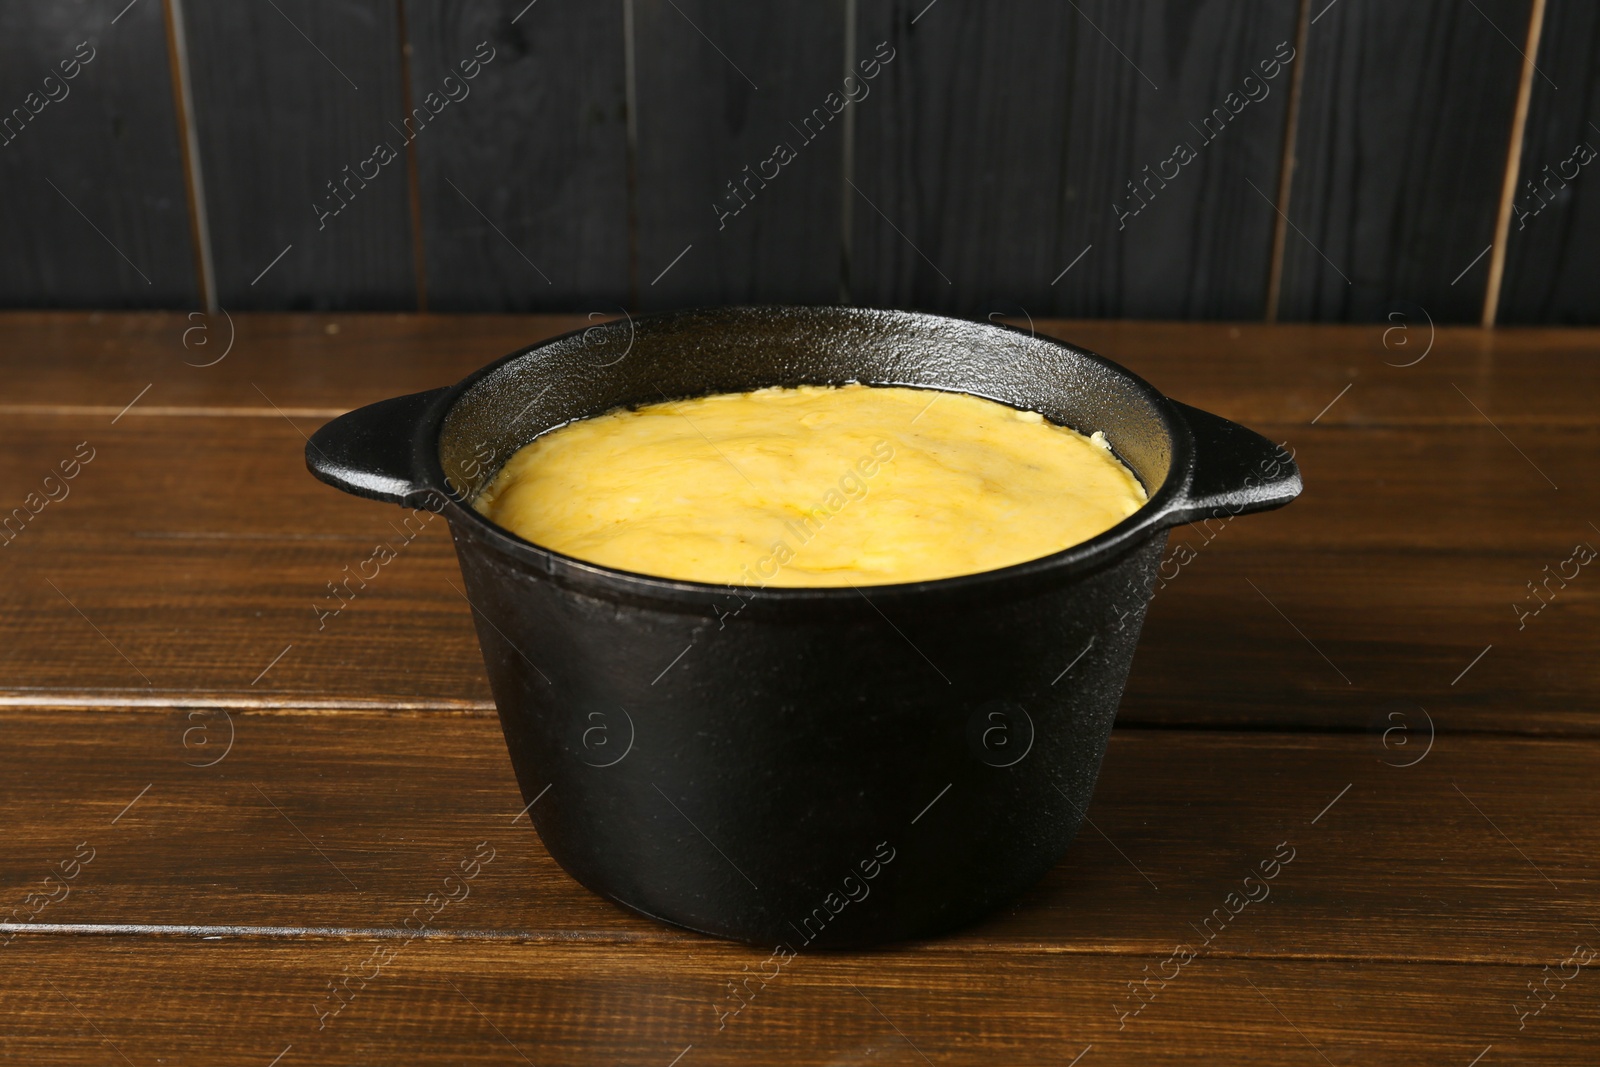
[1499, 0, 1600, 323]
[1131, 531, 1600, 730]
[1, 938, 1592, 1066]
[5, 313, 1600, 431]
[1279, 0, 1531, 322]
[402, 0, 631, 311]
[850, 0, 1298, 318]
[2, 712, 1598, 968]
[0, 2, 197, 306]
[3, 940, 1587, 1062]
[0, 410, 1592, 557]
[1042, 320, 1600, 431]
[0, 312, 591, 413]
[632, 0, 847, 309]
[4, 520, 1597, 731]
[0, 406, 1597, 727]
[181, 0, 415, 309]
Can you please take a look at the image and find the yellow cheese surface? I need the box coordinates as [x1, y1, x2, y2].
[475, 384, 1147, 587]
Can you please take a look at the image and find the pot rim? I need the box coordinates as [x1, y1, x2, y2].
[411, 305, 1198, 606]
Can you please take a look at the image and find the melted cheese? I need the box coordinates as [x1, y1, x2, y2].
[475, 384, 1147, 586]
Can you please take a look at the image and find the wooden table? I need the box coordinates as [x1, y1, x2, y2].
[3, 313, 1597, 1065]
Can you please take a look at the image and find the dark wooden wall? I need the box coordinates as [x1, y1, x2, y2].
[0, 0, 1590, 322]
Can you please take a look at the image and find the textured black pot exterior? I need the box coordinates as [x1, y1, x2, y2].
[306, 306, 1301, 948]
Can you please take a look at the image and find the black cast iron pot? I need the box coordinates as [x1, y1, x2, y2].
[307, 306, 1300, 948]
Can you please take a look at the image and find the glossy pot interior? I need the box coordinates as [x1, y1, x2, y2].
[307, 306, 1301, 948]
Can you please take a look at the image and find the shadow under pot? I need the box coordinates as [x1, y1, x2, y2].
[306, 306, 1300, 948]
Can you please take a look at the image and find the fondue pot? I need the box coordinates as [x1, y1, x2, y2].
[307, 306, 1300, 947]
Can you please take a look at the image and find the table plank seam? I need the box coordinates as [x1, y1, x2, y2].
[6, 703, 1600, 743]
[0, 923, 1581, 969]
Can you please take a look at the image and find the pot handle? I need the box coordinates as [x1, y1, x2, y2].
[306, 388, 450, 508]
[1162, 400, 1302, 528]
